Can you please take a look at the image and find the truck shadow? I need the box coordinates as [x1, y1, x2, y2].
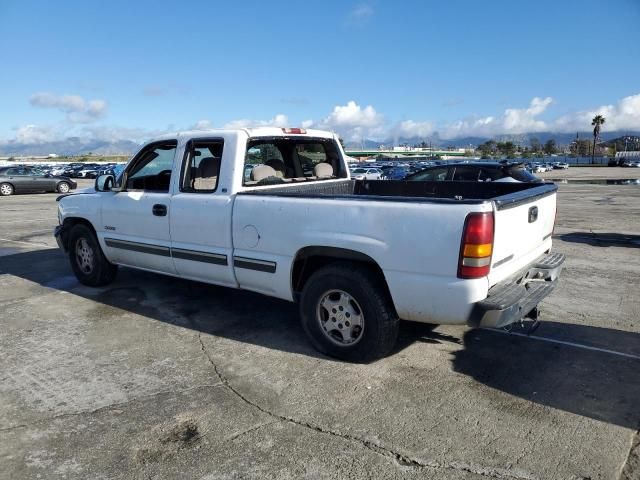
[558, 231, 640, 248]
[4, 248, 640, 429]
[451, 325, 640, 430]
[1, 248, 446, 362]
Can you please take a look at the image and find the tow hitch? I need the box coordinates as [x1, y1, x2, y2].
[502, 307, 541, 335]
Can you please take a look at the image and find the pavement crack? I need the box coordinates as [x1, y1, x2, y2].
[0, 383, 222, 434]
[619, 428, 640, 480]
[223, 421, 279, 442]
[197, 332, 538, 480]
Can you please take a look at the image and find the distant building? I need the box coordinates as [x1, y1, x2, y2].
[47, 153, 59, 158]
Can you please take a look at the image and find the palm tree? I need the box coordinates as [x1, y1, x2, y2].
[591, 115, 605, 163]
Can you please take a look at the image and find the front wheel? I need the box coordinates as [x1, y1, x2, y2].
[57, 182, 70, 193]
[0, 183, 14, 196]
[300, 262, 399, 362]
[68, 224, 118, 286]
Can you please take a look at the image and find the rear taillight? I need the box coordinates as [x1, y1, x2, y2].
[458, 212, 494, 279]
[282, 128, 306, 134]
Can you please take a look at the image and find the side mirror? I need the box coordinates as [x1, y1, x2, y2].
[95, 174, 115, 192]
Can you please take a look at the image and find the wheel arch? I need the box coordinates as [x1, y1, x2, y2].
[291, 246, 395, 308]
[60, 217, 98, 251]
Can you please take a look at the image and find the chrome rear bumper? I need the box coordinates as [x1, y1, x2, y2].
[468, 252, 565, 329]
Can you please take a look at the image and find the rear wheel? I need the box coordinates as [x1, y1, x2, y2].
[0, 183, 14, 196]
[57, 182, 70, 193]
[300, 262, 399, 362]
[68, 224, 118, 286]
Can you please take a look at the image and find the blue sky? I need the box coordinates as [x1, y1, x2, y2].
[1, 0, 639, 145]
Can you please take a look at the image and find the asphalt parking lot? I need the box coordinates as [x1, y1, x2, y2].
[1, 171, 639, 480]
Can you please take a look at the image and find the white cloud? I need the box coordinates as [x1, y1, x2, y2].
[392, 120, 435, 139]
[553, 93, 640, 133]
[6, 93, 640, 152]
[223, 114, 289, 129]
[30, 92, 108, 123]
[10, 124, 57, 144]
[347, 3, 374, 25]
[191, 119, 214, 130]
[433, 97, 553, 139]
[306, 100, 384, 141]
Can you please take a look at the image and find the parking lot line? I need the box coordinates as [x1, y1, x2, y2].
[485, 328, 640, 361]
[1, 218, 52, 224]
[0, 237, 52, 247]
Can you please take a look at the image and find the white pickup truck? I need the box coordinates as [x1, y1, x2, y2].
[55, 127, 564, 361]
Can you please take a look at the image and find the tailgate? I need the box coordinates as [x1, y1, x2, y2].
[488, 184, 557, 287]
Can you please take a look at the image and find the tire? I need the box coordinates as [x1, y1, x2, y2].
[57, 182, 70, 193]
[300, 262, 399, 362]
[0, 183, 14, 196]
[67, 224, 118, 287]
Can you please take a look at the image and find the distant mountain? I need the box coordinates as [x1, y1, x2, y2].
[601, 135, 640, 151]
[0, 137, 140, 156]
[345, 130, 640, 150]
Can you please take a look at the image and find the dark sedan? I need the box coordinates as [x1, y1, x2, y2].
[0, 166, 77, 196]
[403, 161, 541, 183]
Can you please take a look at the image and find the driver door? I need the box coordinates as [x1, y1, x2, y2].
[99, 140, 177, 274]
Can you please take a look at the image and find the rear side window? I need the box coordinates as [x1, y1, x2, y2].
[181, 139, 224, 192]
[451, 166, 482, 181]
[408, 167, 448, 181]
[478, 168, 507, 182]
[243, 137, 344, 186]
[508, 167, 539, 182]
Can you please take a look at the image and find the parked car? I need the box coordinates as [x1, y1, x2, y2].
[553, 162, 569, 169]
[75, 164, 104, 178]
[54, 127, 563, 362]
[0, 166, 77, 196]
[404, 162, 542, 183]
[351, 167, 383, 180]
[383, 166, 411, 180]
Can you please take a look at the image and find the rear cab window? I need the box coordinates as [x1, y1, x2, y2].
[243, 137, 346, 186]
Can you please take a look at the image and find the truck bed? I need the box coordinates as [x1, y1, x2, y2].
[239, 179, 558, 209]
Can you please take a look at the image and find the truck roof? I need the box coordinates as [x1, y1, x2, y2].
[149, 127, 337, 143]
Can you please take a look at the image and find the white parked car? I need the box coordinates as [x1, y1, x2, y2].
[351, 167, 383, 180]
[54, 127, 564, 361]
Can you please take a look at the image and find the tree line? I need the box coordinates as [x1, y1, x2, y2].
[476, 138, 558, 159]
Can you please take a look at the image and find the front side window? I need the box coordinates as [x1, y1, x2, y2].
[125, 141, 177, 191]
[181, 139, 224, 192]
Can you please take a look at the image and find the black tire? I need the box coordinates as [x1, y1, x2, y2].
[300, 262, 399, 362]
[67, 224, 118, 287]
[0, 182, 14, 196]
[56, 181, 71, 193]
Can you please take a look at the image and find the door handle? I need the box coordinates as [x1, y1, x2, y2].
[152, 204, 167, 216]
